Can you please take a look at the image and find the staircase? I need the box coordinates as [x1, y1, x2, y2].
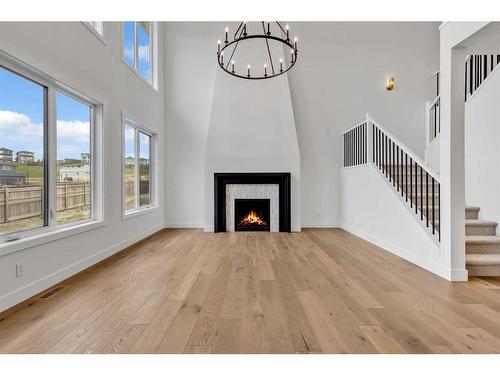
[465, 206, 500, 276]
[342, 116, 500, 279]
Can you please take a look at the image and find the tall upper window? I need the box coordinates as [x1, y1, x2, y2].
[0, 56, 101, 243]
[123, 21, 154, 85]
[0, 66, 46, 236]
[123, 122, 154, 214]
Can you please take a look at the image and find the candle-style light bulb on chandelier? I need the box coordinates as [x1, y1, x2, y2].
[216, 21, 298, 80]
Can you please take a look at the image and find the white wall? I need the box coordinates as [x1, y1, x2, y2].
[164, 22, 440, 229]
[465, 65, 500, 233]
[0, 22, 165, 312]
[340, 165, 446, 278]
[164, 22, 221, 228]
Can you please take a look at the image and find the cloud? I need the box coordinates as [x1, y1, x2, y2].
[0, 110, 89, 160]
[57, 120, 90, 143]
[124, 45, 150, 64]
[0, 110, 42, 137]
[138, 45, 150, 62]
[124, 46, 134, 62]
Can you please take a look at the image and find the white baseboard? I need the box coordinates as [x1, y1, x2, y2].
[0, 224, 165, 313]
[451, 268, 469, 281]
[341, 223, 454, 281]
[301, 221, 340, 228]
[165, 222, 204, 229]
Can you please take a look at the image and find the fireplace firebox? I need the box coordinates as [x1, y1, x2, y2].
[234, 199, 270, 232]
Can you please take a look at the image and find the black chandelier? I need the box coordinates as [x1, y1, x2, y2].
[216, 21, 298, 80]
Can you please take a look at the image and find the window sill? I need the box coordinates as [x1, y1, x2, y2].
[120, 57, 159, 95]
[81, 22, 106, 45]
[0, 220, 106, 258]
[122, 206, 159, 221]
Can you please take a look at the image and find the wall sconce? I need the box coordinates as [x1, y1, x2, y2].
[385, 76, 395, 91]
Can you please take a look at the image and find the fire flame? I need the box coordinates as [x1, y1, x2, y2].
[238, 210, 268, 227]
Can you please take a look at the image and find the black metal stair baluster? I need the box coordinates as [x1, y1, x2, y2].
[465, 60, 468, 102]
[470, 56, 473, 96]
[405, 153, 408, 201]
[364, 123, 367, 164]
[420, 165, 423, 221]
[349, 131, 352, 167]
[385, 134, 388, 178]
[392, 141, 395, 187]
[484, 55, 488, 80]
[400, 148, 404, 197]
[378, 128, 382, 170]
[350, 130, 352, 166]
[438, 183, 441, 241]
[389, 139, 392, 183]
[347, 132, 351, 167]
[364, 123, 366, 164]
[396, 145, 399, 192]
[410, 157, 413, 208]
[372, 123, 375, 164]
[353, 128, 356, 166]
[344, 135, 346, 167]
[432, 177, 435, 234]
[414, 160, 417, 213]
[426, 171, 429, 227]
[356, 126, 359, 165]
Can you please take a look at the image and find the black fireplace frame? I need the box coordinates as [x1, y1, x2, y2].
[214, 172, 291, 232]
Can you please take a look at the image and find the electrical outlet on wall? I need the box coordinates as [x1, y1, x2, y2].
[16, 263, 24, 278]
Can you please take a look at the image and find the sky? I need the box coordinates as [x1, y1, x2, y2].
[124, 124, 151, 160]
[0, 66, 90, 161]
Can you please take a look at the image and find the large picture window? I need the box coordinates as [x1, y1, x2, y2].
[123, 21, 155, 85]
[0, 66, 46, 237]
[0, 54, 102, 244]
[123, 121, 154, 214]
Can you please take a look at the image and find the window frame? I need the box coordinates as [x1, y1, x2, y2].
[121, 22, 158, 92]
[121, 114, 157, 220]
[0, 50, 104, 255]
[82, 22, 106, 45]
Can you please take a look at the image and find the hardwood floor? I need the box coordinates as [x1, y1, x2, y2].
[1, 228, 500, 353]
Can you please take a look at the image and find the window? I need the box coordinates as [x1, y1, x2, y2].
[88, 22, 103, 36]
[0, 66, 46, 237]
[123, 121, 154, 214]
[0, 54, 102, 244]
[123, 21, 155, 85]
[139, 132, 151, 206]
[56, 92, 92, 225]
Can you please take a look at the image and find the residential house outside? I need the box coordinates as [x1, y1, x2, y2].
[0, 162, 26, 186]
[0, 148, 13, 162]
[16, 151, 35, 163]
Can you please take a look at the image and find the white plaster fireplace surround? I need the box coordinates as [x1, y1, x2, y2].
[226, 184, 280, 232]
[204, 51, 301, 232]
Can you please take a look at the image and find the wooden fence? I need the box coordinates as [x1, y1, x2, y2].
[0, 182, 90, 224]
